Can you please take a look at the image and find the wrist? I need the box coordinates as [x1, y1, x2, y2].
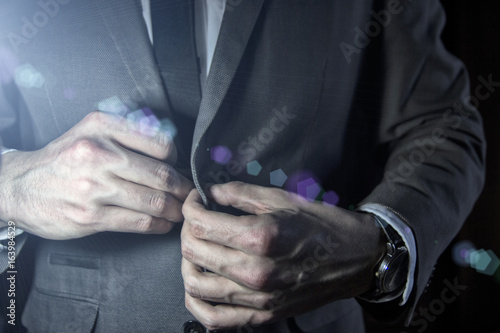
[358, 214, 409, 302]
[0, 150, 23, 223]
[358, 212, 388, 294]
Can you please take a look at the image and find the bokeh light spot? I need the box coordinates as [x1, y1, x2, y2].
[15, 63, 45, 88]
[452, 240, 476, 267]
[297, 178, 321, 201]
[159, 118, 178, 139]
[126, 108, 161, 137]
[270, 169, 288, 187]
[470, 249, 500, 276]
[64, 87, 76, 100]
[98, 96, 128, 116]
[247, 160, 262, 176]
[322, 191, 340, 206]
[210, 146, 232, 165]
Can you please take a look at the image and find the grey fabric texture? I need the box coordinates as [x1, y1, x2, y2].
[0, 0, 485, 332]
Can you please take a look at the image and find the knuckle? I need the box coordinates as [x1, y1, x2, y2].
[243, 267, 272, 291]
[184, 276, 201, 299]
[206, 255, 222, 272]
[254, 233, 273, 255]
[189, 220, 205, 239]
[135, 215, 155, 233]
[149, 192, 168, 215]
[75, 178, 99, 196]
[155, 164, 178, 189]
[83, 111, 102, 124]
[181, 242, 194, 261]
[67, 139, 102, 162]
[154, 131, 175, 159]
[247, 224, 278, 256]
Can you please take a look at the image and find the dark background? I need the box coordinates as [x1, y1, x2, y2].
[367, 1, 500, 332]
[1, 1, 499, 333]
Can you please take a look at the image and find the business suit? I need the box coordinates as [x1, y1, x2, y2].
[0, 0, 485, 332]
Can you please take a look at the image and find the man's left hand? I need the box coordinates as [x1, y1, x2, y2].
[181, 181, 386, 331]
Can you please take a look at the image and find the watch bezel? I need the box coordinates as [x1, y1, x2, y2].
[361, 214, 410, 301]
[377, 244, 409, 295]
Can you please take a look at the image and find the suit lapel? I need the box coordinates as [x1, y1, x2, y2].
[94, 0, 173, 118]
[191, 0, 265, 199]
[94, 0, 266, 197]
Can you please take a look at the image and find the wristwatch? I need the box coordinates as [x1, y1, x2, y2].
[360, 214, 409, 302]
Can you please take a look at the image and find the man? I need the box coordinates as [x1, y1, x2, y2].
[0, 0, 485, 332]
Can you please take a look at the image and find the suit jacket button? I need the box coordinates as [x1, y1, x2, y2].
[182, 320, 206, 333]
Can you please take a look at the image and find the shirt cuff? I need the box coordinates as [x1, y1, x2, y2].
[0, 147, 18, 155]
[0, 225, 24, 249]
[357, 203, 417, 306]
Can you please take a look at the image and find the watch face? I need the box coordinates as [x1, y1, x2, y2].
[381, 248, 409, 293]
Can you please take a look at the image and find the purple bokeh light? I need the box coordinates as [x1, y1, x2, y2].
[64, 87, 76, 100]
[451, 240, 476, 267]
[297, 178, 321, 201]
[210, 145, 233, 165]
[322, 190, 340, 206]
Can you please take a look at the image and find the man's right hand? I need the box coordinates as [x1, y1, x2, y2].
[0, 111, 194, 240]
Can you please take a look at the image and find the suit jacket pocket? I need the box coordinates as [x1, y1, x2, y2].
[22, 288, 99, 333]
[33, 251, 101, 299]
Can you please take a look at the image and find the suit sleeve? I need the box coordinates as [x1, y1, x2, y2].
[0, 83, 18, 148]
[359, 0, 486, 325]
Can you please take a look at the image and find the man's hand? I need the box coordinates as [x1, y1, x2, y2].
[181, 182, 386, 331]
[0, 111, 193, 239]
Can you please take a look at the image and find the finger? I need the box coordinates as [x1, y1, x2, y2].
[94, 206, 174, 234]
[182, 258, 272, 309]
[183, 190, 275, 253]
[83, 111, 177, 163]
[103, 178, 184, 222]
[182, 223, 270, 288]
[112, 150, 193, 201]
[209, 181, 293, 214]
[185, 292, 272, 331]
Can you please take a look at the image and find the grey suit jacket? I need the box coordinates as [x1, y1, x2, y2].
[0, 0, 485, 332]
